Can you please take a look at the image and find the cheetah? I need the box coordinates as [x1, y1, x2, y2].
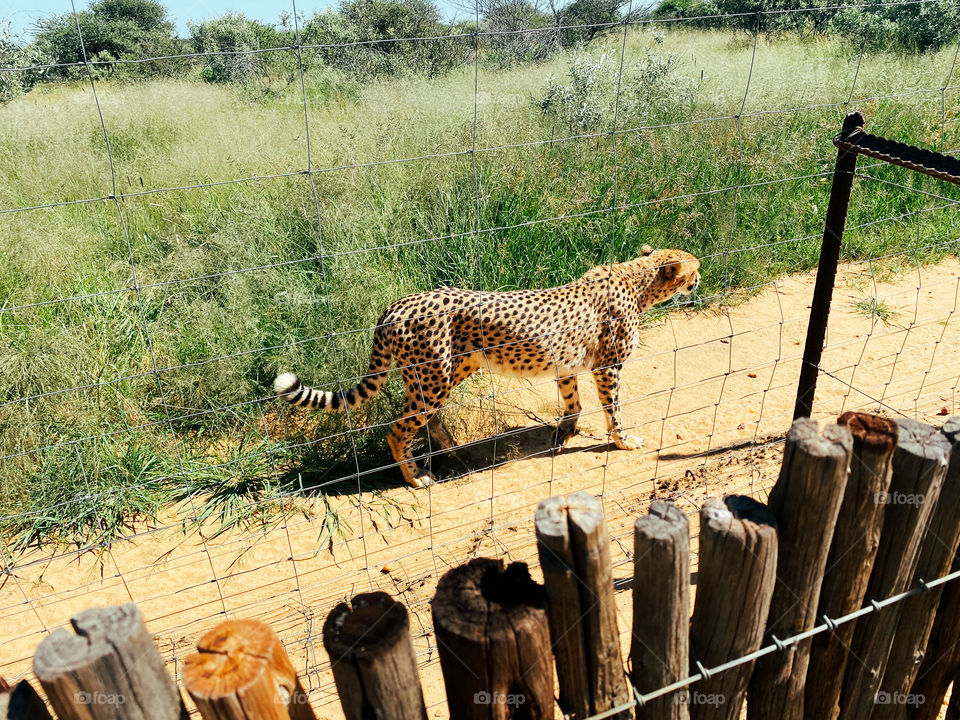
[275, 246, 700, 488]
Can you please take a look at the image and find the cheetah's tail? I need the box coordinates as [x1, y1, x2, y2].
[274, 343, 392, 412]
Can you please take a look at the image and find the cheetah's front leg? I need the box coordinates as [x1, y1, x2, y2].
[592, 366, 643, 451]
[555, 374, 582, 446]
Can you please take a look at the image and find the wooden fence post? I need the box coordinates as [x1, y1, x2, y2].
[874, 416, 960, 720]
[689, 496, 777, 720]
[33, 603, 185, 720]
[631, 500, 690, 720]
[322, 591, 427, 720]
[804, 412, 898, 720]
[0, 678, 53, 720]
[431, 558, 554, 720]
[748, 417, 852, 720]
[535, 491, 629, 719]
[909, 551, 960, 720]
[837, 419, 951, 720]
[183, 619, 315, 720]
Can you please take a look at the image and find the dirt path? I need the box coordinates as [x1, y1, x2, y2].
[2, 257, 958, 717]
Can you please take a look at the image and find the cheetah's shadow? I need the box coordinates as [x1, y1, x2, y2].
[287, 422, 607, 497]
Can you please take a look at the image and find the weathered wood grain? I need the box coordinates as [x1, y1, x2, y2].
[631, 500, 690, 720]
[804, 412, 898, 720]
[322, 591, 427, 720]
[838, 418, 951, 720]
[877, 416, 960, 720]
[689, 496, 777, 720]
[748, 417, 852, 720]
[33, 603, 185, 720]
[431, 558, 553, 720]
[183, 618, 315, 720]
[535, 491, 629, 719]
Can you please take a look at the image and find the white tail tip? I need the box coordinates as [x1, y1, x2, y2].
[274, 372, 300, 395]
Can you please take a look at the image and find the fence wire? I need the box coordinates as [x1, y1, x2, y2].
[1, 2, 960, 718]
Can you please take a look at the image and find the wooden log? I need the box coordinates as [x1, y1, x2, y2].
[949, 681, 960, 720]
[804, 412, 898, 720]
[0, 678, 53, 720]
[689, 496, 777, 720]
[535, 491, 629, 719]
[876, 417, 960, 720]
[183, 619, 315, 720]
[908, 552, 960, 720]
[431, 558, 554, 720]
[748, 417, 852, 720]
[33, 602, 185, 720]
[631, 500, 690, 720]
[322, 591, 426, 720]
[837, 418, 951, 720]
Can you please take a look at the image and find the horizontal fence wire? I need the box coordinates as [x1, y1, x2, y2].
[1, 1, 960, 718]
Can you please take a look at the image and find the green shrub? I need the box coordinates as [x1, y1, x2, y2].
[189, 13, 273, 83]
[481, 0, 559, 67]
[0, 22, 52, 102]
[302, 0, 470, 79]
[651, 0, 960, 52]
[830, 1, 960, 53]
[558, 0, 629, 46]
[32, 0, 182, 78]
[536, 48, 697, 130]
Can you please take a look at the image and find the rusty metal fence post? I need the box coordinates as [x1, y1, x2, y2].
[793, 111, 863, 420]
[793, 111, 960, 419]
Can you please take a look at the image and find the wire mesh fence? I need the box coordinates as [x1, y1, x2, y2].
[1, 1, 960, 717]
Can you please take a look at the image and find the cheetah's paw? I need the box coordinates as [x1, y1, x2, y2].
[408, 470, 438, 488]
[614, 434, 644, 451]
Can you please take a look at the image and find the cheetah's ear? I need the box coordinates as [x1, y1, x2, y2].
[640, 244, 654, 256]
[660, 258, 683, 281]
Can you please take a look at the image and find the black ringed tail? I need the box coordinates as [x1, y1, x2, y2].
[274, 329, 392, 412]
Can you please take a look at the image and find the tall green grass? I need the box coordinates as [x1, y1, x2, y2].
[2, 29, 959, 548]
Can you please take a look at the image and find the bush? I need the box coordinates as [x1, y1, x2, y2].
[481, 0, 559, 67]
[189, 14, 276, 83]
[1, 22, 52, 102]
[558, 0, 629, 46]
[32, 0, 181, 78]
[651, 0, 960, 52]
[536, 48, 697, 130]
[303, 0, 470, 79]
[830, 1, 960, 53]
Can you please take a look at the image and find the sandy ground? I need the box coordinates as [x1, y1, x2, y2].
[2, 257, 959, 717]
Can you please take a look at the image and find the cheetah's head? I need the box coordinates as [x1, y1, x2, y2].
[649, 248, 701, 298]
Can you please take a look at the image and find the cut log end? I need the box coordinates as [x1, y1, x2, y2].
[635, 500, 688, 541]
[322, 592, 409, 660]
[896, 418, 952, 462]
[183, 619, 297, 703]
[943, 415, 960, 444]
[789, 416, 854, 458]
[839, 411, 899, 452]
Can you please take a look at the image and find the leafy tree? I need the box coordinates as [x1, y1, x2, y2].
[304, 0, 469, 78]
[32, 0, 180, 76]
[558, 0, 629, 45]
[650, 0, 960, 51]
[1, 21, 53, 102]
[189, 13, 265, 83]
[340, 0, 444, 39]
